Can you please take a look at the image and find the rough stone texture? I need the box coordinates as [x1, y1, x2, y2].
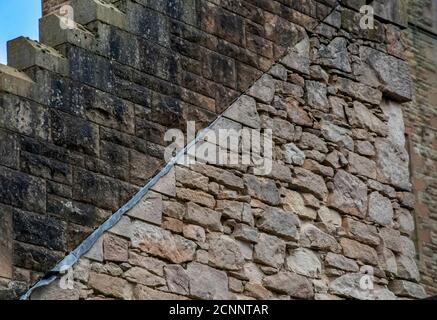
[328, 170, 368, 218]
[0, 0, 431, 300]
[263, 271, 314, 299]
[257, 207, 300, 240]
[368, 192, 394, 226]
[404, 0, 437, 296]
[286, 248, 321, 278]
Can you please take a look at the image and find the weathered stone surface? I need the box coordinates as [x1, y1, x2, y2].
[318, 206, 342, 231]
[0, 206, 12, 279]
[348, 152, 376, 179]
[374, 138, 410, 191]
[306, 81, 329, 112]
[379, 248, 398, 276]
[292, 168, 328, 200]
[303, 159, 334, 178]
[151, 167, 176, 197]
[321, 121, 354, 151]
[244, 282, 272, 299]
[88, 272, 132, 300]
[396, 255, 420, 282]
[263, 271, 314, 299]
[325, 253, 359, 272]
[103, 234, 128, 262]
[176, 188, 216, 209]
[233, 224, 258, 243]
[282, 189, 317, 220]
[282, 143, 306, 166]
[0, 166, 46, 214]
[272, 117, 299, 141]
[328, 170, 368, 217]
[187, 262, 230, 299]
[380, 99, 406, 148]
[286, 102, 312, 127]
[13, 209, 66, 251]
[164, 265, 190, 295]
[388, 280, 427, 299]
[300, 224, 340, 252]
[175, 166, 209, 192]
[133, 285, 187, 300]
[128, 252, 166, 277]
[124, 267, 166, 287]
[299, 132, 329, 153]
[127, 191, 163, 225]
[348, 101, 387, 136]
[247, 74, 275, 103]
[130, 220, 196, 264]
[343, 218, 380, 246]
[186, 201, 222, 232]
[183, 224, 206, 243]
[244, 175, 280, 205]
[318, 37, 351, 72]
[359, 46, 412, 102]
[281, 37, 310, 75]
[396, 208, 415, 235]
[216, 200, 250, 222]
[254, 233, 285, 268]
[334, 77, 382, 105]
[224, 95, 260, 129]
[325, 150, 348, 169]
[31, 279, 80, 300]
[191, 164, 244, 190]
[286, 248, 321, 278]
[355, 141, 375, 156]
[208, 235, 245, 271]
[379, 228, 416, 257]
[257, 207, 300, 240]
[330, 273, 396, 300]
[163, 201, 186, 220]
[340, 238, 378, 265]
[368, 192, 394, 226]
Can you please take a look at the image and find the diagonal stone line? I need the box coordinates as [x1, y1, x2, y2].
[21, 0, 341, 299]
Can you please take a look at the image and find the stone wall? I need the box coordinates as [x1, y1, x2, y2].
[405, 0, 437, 296]
[0, 0, 337, 299]
[0, 0, 434, 300]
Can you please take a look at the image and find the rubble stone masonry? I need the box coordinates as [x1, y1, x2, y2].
[0, 0, 435, 299]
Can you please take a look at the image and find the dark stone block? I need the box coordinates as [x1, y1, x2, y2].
[0, 166, 46, 214]
[72, 168, 122, 211]
[13, 209, 66, 251]
[47, 194, 106, 227]
[0, 204, 12, 279]
[46, 180, 72, 199]
[0, 93, 50, 141]
[129, 150, 163, 185]
[202, 51, 236, 88]
[20, 151, 72, 185]
[0, 130, 18, 169]
[66, 45, 115, 93]
[128, 3, 170, 47]
[51, 110, 99, 156]
[67, 223, 93, 252]
[13, 241, 64, 273]
[201, 2, 246, 47]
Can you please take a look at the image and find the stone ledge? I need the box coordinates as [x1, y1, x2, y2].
[7, 37, 69, 76]
[0, 64, 35, 97]
[39, 13, 95, 48]
[70, 0, 127, 30]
